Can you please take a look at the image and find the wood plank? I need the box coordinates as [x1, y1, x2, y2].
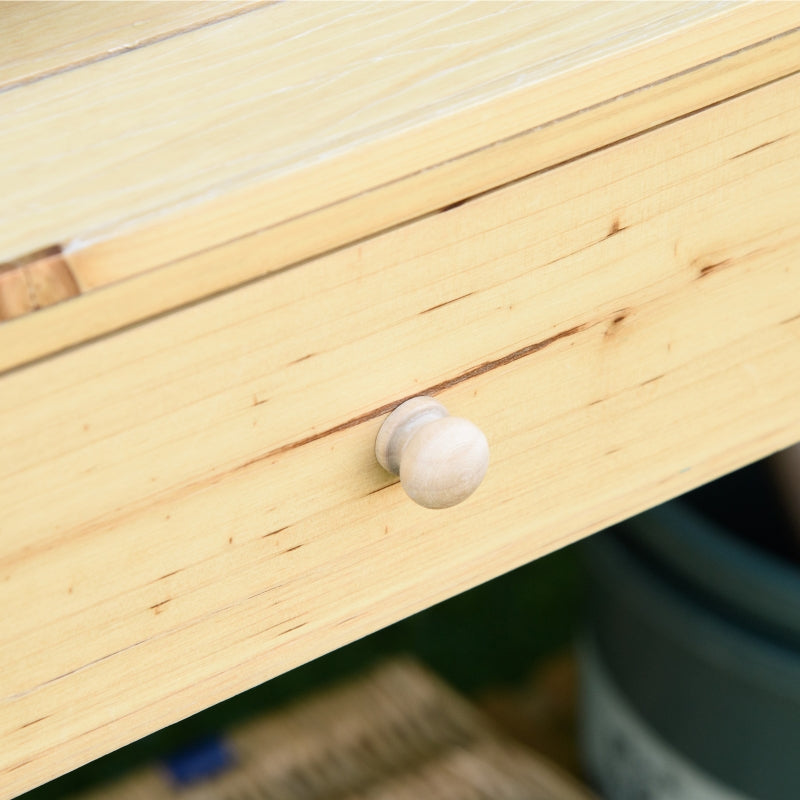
[2, 72, 799, 797]
[0, 1, 265, 90]
[1, 3, 799, 374]
[3, 1, 734, 262]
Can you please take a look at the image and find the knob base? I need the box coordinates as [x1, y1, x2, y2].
[375, 396, 447, 475]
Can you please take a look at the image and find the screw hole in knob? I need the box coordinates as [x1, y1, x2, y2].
[375, 396, 489, 509]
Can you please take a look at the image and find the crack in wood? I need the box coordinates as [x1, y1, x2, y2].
[697, 257, 734, 278]
[234, 318, 593, 473]
[419, 292, 475, 315]
[17, 716, 48, 731]
[729, 134, 789, 159]
[150, 599, 171, 614]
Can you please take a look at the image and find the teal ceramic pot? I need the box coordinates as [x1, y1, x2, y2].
[579, 501, 800, 800]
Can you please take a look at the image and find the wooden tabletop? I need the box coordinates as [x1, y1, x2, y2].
[2, 2, 799, 372]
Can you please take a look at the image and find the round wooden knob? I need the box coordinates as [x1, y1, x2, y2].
[375, 396, 489, 509]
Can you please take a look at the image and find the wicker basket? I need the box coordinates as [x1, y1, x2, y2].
[75, 658, 594, 800]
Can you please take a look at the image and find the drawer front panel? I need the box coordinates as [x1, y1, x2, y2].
[2, 74, 800, 796]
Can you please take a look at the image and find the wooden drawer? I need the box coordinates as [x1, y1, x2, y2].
[2, 4, 800, 796]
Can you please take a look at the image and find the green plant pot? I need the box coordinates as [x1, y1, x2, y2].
[579, 501, 800, 800]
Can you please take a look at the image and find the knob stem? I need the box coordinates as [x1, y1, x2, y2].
[375, 397, 447, 475]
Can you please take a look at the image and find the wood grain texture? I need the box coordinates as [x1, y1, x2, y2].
[0, 1, 265, 90]
[2, 72, 799, 797]
[1, 3, 800, 373]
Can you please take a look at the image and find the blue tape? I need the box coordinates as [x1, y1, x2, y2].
[163, 735, 234, 786]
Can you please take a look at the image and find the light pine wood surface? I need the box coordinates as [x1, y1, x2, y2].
[0, 1, 265, 90]
[2, 61, 799, 795]
[2, 3, 800, 371]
